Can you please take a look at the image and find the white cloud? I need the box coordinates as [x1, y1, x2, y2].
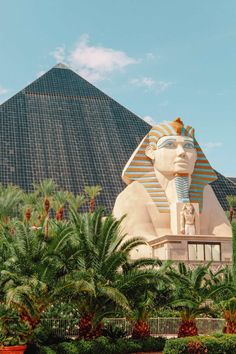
[146, 52, 155, 60]
[203, 142, 223, 149]
[78, 69, 102, 83]
[156, 81, 173, 93]
[0, 86, 9, 95]
[130, 77, 155, 88]
[66, 34, 138, 82]
[143, 115, 157, 125]
[36, 70, 46, 78]
[130, 77, 172, 93]
[52, 46, 65, 63]
[159, 100, 169, 107]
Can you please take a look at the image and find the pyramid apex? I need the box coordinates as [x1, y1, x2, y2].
[53, 62, 70, 70]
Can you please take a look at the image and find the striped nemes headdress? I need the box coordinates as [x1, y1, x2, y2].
[122, 118, 217, 213]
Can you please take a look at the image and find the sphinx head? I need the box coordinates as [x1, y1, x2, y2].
[145, 118, 197, 177]
[122, 118, 217, 212]
[145, 134, 197, 177]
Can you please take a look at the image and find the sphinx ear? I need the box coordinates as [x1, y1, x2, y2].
[145, 145, 155, 160]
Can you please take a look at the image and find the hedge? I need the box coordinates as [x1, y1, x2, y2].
[39, 336, 166, 354]
[163, 334, 236, 354]
[38, 347, 57, 354]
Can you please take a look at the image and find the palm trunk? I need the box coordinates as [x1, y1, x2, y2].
[224, 320, 236, 334]
[44, 198, 50, 213]
[2, 216, 9, 224]
[19, 305, 44, 331]
[56, 207, 64, 220]
[224, 310, 236, 334]
[44, 198, 50, 239]
[178, 319, 198, 337]
[25, 208, 31, 222]
[230, 207, 234, 223]
[89, 198, 95, 213]
[44, 216, 49, 240]
[78, 313, 102, 339]
[132, 320, 150, 339]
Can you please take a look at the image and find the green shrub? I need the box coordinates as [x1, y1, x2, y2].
[38, 347, 56, 354]
[163, 334, 236, 354]
[164, 337, 189, 354]
[55, 337, 143, 354]
[76, 337, 141, 354]
[117, 338, 141, 353]
[39, 336, 166, 354]
[76, 339, 94, 354]
[89, 337, 139, 354]
[186, 340, 207, 354]
[202, 335, 236, 354]
[137, 336, 166, 352]
[56, 341, 78, 354]
[91, 336, 111, 354]
[32, 323, 65, 346]
[102, 324, 127, 340]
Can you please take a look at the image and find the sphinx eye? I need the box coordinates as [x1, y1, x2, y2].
[163, 141, 175, 148]
[183, 142, 194, 149]
[157, 139, 176, 149]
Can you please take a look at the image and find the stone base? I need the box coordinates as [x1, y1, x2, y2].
[148, 234, 232, 266]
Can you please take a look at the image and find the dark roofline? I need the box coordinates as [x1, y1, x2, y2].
[227, 177, 236, 185]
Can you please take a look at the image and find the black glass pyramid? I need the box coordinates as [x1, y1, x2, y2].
[0, 64, 235, 211]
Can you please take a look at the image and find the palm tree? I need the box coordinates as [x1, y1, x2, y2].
[227, 195, 236, 224]
[84, 185, 102, 213]
[67, 193, 86, 212]
[70, 208, 161, 339]
[21, 192, 38, 223]
[130, 292, 152, 339]
[0, 184, 23, 224]
[0, 221, 93, 333]
[33, 179, 58, 238]
[222, 297, 236, 333]
[169, 263, 229, 337]
[52, 191, 71, 221]
[210, 266, 236, 333]
[119, 258, 171, 339]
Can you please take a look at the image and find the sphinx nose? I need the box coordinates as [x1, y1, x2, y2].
[176, 145, 186, 158]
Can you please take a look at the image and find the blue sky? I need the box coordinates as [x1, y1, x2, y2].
[0, 1, 235, 176]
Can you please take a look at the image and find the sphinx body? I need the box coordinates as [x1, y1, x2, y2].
[113, 180, 231, 238]
[113, 118, 231, 257]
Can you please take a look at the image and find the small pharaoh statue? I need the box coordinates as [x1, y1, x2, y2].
[180, 203, 196, 236]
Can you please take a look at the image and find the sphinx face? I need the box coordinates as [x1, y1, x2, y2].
[146, 135, 197, 176]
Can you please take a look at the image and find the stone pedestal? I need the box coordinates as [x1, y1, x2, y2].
[148, 234, 232, 269]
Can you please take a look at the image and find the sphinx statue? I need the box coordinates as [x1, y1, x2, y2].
[113, 118, 231, 247]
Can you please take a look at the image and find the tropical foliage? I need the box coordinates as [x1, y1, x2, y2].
[0, 181, 234, 350]
[167, 263, 232, 337]
[232, 221, 236, 283]
[0, 181, 167, 344]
